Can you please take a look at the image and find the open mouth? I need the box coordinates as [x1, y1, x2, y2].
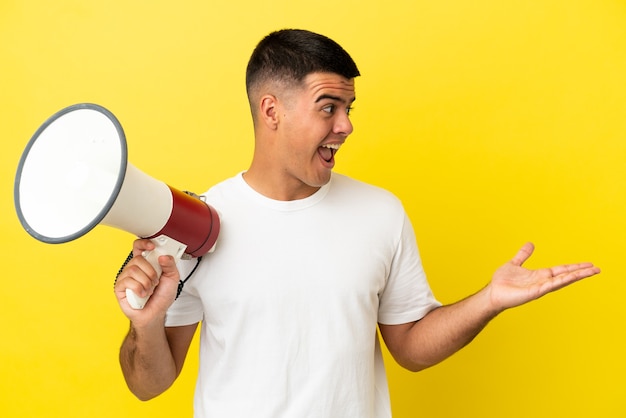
[318, 143, 341, 163]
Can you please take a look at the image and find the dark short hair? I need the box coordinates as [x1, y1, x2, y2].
[245, 29, 360, 98]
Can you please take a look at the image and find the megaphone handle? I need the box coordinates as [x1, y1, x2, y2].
[125, 235, 187, 310]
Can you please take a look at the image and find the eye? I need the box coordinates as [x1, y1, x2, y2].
[322, 104, 335, 114]
[346, 106, 354, 116]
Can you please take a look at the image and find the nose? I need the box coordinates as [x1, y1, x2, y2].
[333, 111, 353, 137]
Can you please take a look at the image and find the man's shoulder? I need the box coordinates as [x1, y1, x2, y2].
[330, 173, 404, 210]
[201, 172, 243, 195]
[331, 172, 400, 199]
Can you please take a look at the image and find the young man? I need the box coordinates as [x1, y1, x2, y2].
[114, 29, 600, 417]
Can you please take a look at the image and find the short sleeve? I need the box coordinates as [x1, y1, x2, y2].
[164, 258, 205, 327]
[378, 213, 441, 325]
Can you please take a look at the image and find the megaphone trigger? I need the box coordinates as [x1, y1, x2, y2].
[126, 235, 187, 309]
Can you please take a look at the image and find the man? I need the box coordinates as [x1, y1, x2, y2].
[114, 29, 600, 417]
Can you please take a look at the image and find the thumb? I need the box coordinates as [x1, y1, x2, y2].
[157, 255, 180, 281]
[147, 255, 180, 307]
[510, 242, 535, 267]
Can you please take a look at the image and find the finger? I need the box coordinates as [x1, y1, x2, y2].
[510, 242, 535, 267]
[117, 261, 158, 298]
[549, 262, 598, 277]
[132, 238, 155, 257]
[545, 265, 601, 294]
[558, 265, 601, 282]
[122, 278, 152, 300]
[115, 276, 150, 301]
[131, 255, 161, 284]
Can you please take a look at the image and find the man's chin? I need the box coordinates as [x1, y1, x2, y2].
[309, 170, 333, 188]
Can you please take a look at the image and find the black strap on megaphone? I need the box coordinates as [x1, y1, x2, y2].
[115, 251, 202, 301]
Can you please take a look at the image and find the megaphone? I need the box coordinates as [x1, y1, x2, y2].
[14, 103, 220, 309]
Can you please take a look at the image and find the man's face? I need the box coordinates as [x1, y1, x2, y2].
[275, 72, 355, 196]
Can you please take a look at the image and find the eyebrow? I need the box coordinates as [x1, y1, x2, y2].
[315, 94, 356, 104]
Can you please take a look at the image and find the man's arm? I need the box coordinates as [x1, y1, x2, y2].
[379, 242, 600, 372]
[120, 323, 198, 400]
[114, 239, 196, 400]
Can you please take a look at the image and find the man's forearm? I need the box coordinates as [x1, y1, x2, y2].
[119, 319, 178, 401]
[381, 286, 501, 372]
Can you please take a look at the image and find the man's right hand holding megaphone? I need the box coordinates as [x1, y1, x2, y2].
[114, 239, 182, 319]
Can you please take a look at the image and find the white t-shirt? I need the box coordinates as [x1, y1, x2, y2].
[166, 172, 441, 418]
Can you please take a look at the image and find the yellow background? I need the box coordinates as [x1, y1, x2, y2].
[1, 1, 625, 417]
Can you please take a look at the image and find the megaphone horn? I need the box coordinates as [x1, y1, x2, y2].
[14, 103, 220, 309]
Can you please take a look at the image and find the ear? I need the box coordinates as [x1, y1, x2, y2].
[259, 94, 279, 130]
